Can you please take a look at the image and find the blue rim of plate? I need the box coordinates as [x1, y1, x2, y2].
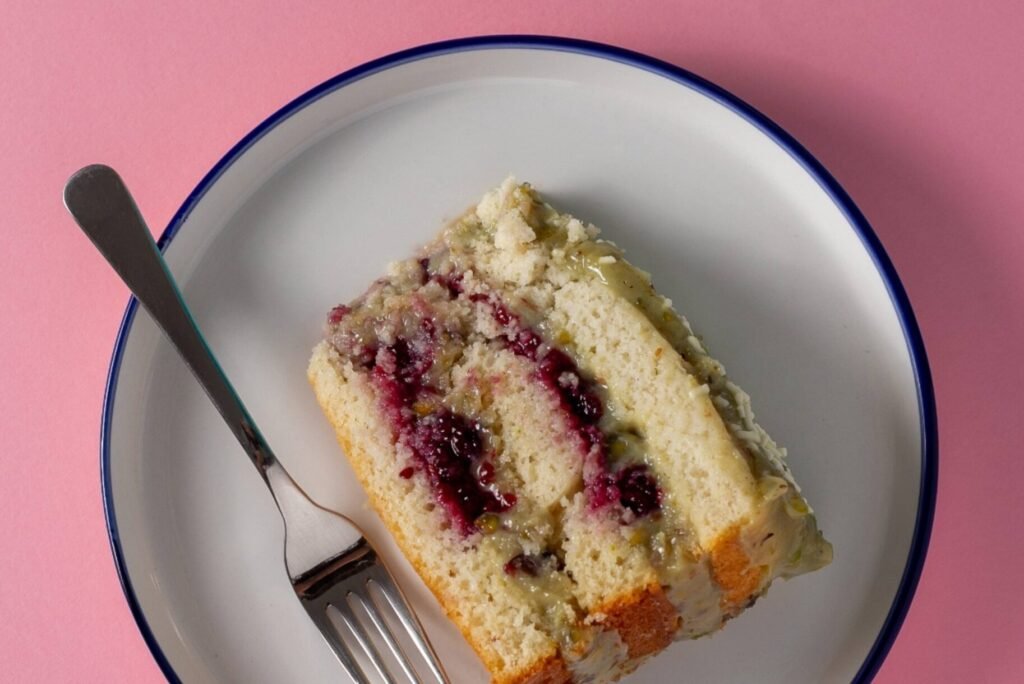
[101, 34, 938, 684]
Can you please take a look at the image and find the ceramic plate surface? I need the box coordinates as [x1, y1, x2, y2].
[103, 36, 936, 684]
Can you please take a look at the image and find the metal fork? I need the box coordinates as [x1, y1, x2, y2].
[64, 164, 449, 684]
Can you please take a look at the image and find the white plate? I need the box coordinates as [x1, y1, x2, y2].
[103, 37, 936, 683]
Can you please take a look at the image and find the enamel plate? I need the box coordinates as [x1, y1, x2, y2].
[103, 36, 936, 683]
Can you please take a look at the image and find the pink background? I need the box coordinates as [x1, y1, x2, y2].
[2, 2, 1022, 681]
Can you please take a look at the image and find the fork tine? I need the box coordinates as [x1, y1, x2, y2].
[310, 605, 372, 684]
[369, 567, 449, 684]
[334, 599, 398, 684]
[352, 587, 420, 683]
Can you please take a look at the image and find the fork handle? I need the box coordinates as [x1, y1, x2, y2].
[64, 164, 277, 474]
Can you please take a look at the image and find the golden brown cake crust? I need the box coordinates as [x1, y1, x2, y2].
[710, 525, 766, 611]
[593, 584, 679, 660]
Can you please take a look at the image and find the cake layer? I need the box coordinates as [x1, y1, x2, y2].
[552, 278, 759, 543]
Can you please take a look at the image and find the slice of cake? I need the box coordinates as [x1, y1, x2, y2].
[308, 178, 832, 684]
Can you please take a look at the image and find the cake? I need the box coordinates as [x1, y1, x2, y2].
[308, 178, 832, 683]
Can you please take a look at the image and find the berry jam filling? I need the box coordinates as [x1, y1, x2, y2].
[327, 304, 351, 325]
[327, 258, 663, 530]
[373, 337, 515, 534]
[421, 256, 464, 298]
[470, 292, 663, 519]
[371, 338, 433, 430]
[407, 410, 514, 533]
[616, 465, 662, 517]
[504, 551, 564, 577]
[338, 296, 515, 534]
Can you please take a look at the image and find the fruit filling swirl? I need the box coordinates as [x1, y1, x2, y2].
[468, 291, 663, 520]
[326, 254, 663, 536]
